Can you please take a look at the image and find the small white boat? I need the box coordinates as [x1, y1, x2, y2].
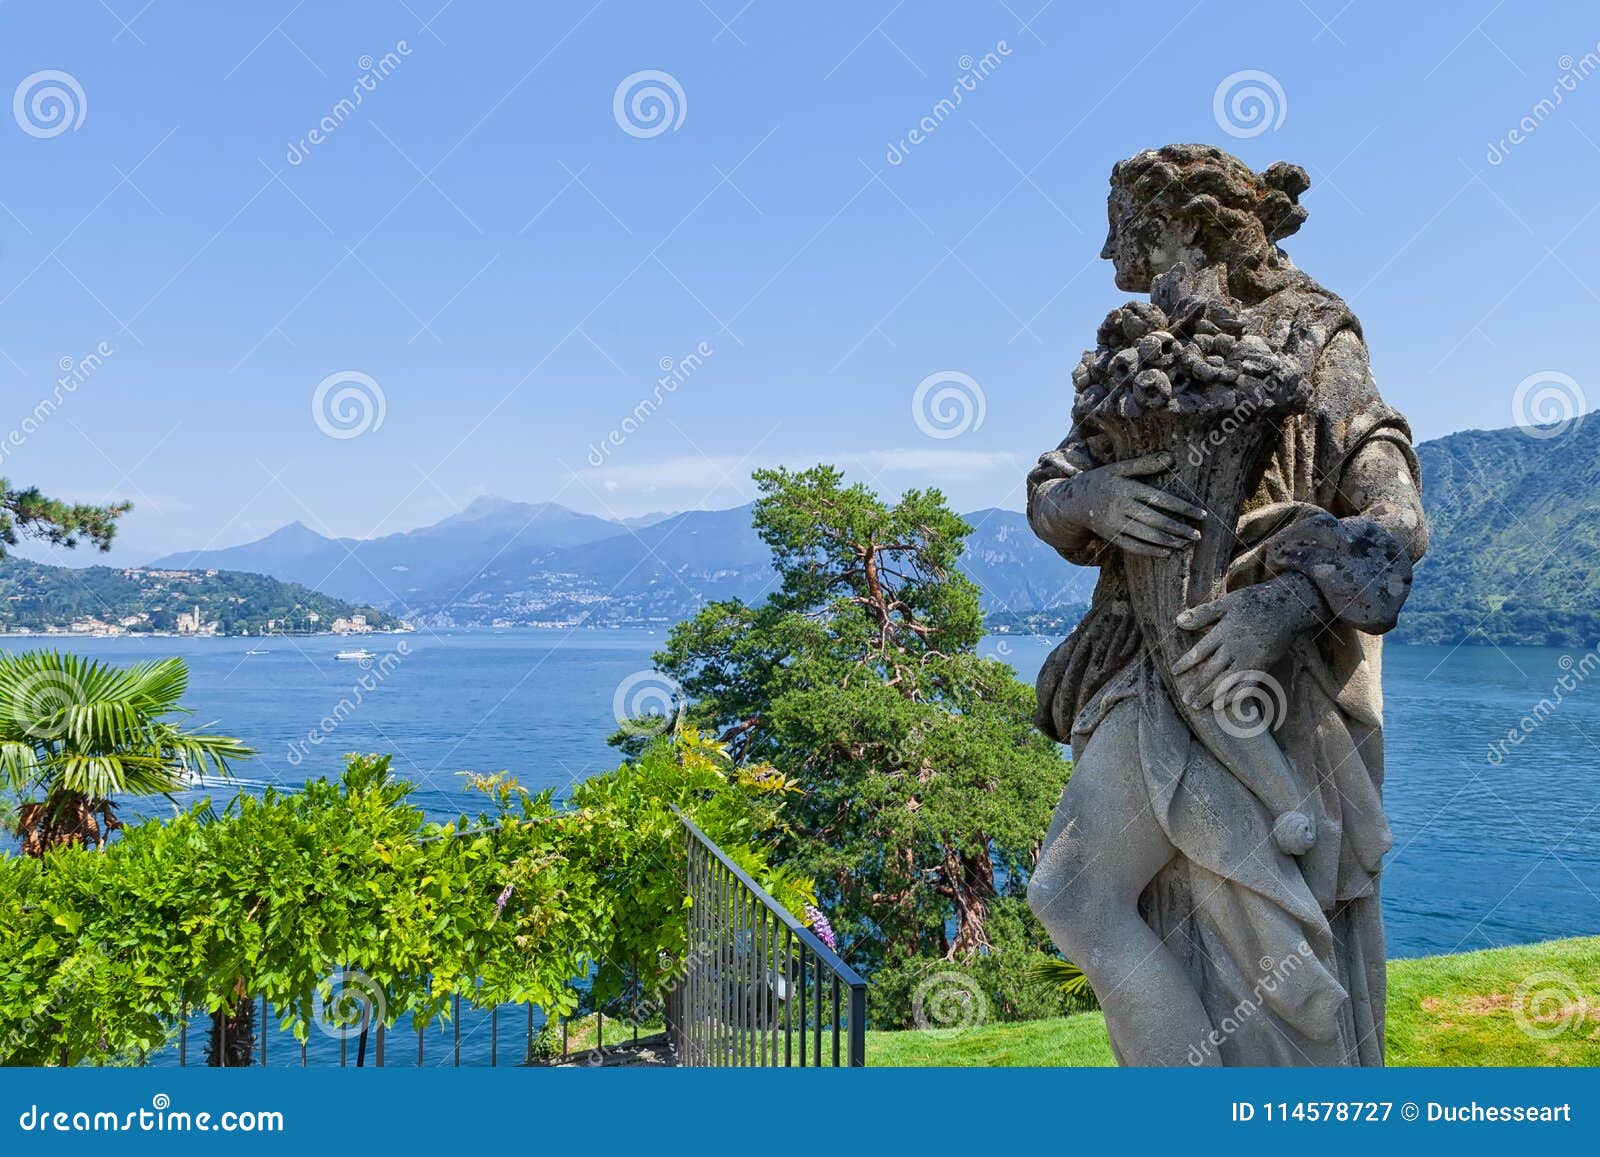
[245, 649, 270, 655]
[335, 648, 375, 661]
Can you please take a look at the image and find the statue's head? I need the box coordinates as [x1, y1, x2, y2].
[1101, 144, 1311, 298]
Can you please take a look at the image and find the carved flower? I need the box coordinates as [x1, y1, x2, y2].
[1072, 290, 1306, 425]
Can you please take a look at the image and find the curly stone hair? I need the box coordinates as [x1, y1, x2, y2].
[1110, 143, 1311, 295]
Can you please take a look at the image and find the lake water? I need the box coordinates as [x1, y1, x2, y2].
[4, 630, 1598, 964]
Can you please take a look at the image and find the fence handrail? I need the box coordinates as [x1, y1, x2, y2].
[670, 805, 866, 991]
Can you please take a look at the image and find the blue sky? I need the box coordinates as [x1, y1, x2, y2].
[3, 0, 1599, 563]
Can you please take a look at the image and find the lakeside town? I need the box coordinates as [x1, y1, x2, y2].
[0, 564, 411, 638]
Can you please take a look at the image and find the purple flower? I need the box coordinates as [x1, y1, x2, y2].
[804, 905, 836, 953]
[494, 884, 514, 914]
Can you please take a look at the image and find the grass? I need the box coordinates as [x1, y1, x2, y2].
[866, 935, 1600, 1066]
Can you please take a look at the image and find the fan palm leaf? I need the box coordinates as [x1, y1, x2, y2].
[1025, 955, 1094, 999]
[0, 650, 253, 852]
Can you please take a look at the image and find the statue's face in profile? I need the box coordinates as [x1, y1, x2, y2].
[1100, 184, 1200, 292]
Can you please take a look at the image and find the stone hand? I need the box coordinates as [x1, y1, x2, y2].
[1049, 453, 1205, 558]
[1170, 577, 1310, 710]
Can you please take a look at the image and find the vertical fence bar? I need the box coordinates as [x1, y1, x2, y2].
[769, 909, 779, 1067]
[737, 883, 747, 1066]
[796, 944, 806, 1068]
[747, 886, 757, 1065]
[682, 835, 692, 1066]
[813, 952, 822, 1066]
[720, 857, 732, 1068]
[758, 904, 768, 1067]
[832, 976, 841, 1067]
[731, 877, 740, 1067]
[849, 983, 866, 1067]
[178, 1003, 186, 1068]
[376, 1019, 385, 1068]
[452, 994, 460, 1068]
[261, 995, 268, 1067]
[743, 884, 754, 1065]
[491, 1005, 499, 1068]
[691, 837, 701, 1066]
[684, 835, 694, 1066]
[419, 979, 428, 1068]
[712, 859, 723, 1066]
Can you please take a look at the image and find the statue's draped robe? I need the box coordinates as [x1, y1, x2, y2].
[1031, 273, 1419, 1066]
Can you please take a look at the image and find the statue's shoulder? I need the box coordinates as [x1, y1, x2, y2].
[1254, 272, 1363, 365]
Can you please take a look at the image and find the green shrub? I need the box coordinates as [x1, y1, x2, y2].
[867, 897, 1096, 1030]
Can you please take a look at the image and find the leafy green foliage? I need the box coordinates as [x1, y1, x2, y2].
[1025, 955, 1093, 1000]
[869, 897, 1095, 1030]
[652, 466, 1073, 1021]
[0, 731, 809, 1065]
[0, 481, 128, 558]
[0, 651, 252, 853]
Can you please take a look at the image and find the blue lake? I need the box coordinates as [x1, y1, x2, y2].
[4, 630, 1597, 965]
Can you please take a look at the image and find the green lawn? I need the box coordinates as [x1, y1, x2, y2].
[866, 935, 1600, 1066]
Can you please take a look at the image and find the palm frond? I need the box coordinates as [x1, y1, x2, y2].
[0, 650, 253, 830]
[1024, 956, 1093, 998]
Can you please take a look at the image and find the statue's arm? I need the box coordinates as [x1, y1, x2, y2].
[1026, 434, 1107, 565]
[1259, 331, 1428, 635]
[1334, 437, 1428, 565]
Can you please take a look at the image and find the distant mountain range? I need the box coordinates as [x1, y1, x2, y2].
[148, 497, 1096, 629]
[149, 497, 623, 607]
[140, 419, 1600, 644]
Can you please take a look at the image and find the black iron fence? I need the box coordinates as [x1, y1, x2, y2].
[153, 992, 631, 1068]
[672, 807, 866, 1066]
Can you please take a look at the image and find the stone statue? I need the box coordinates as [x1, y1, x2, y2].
[1024, 144, 1427, 1066]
